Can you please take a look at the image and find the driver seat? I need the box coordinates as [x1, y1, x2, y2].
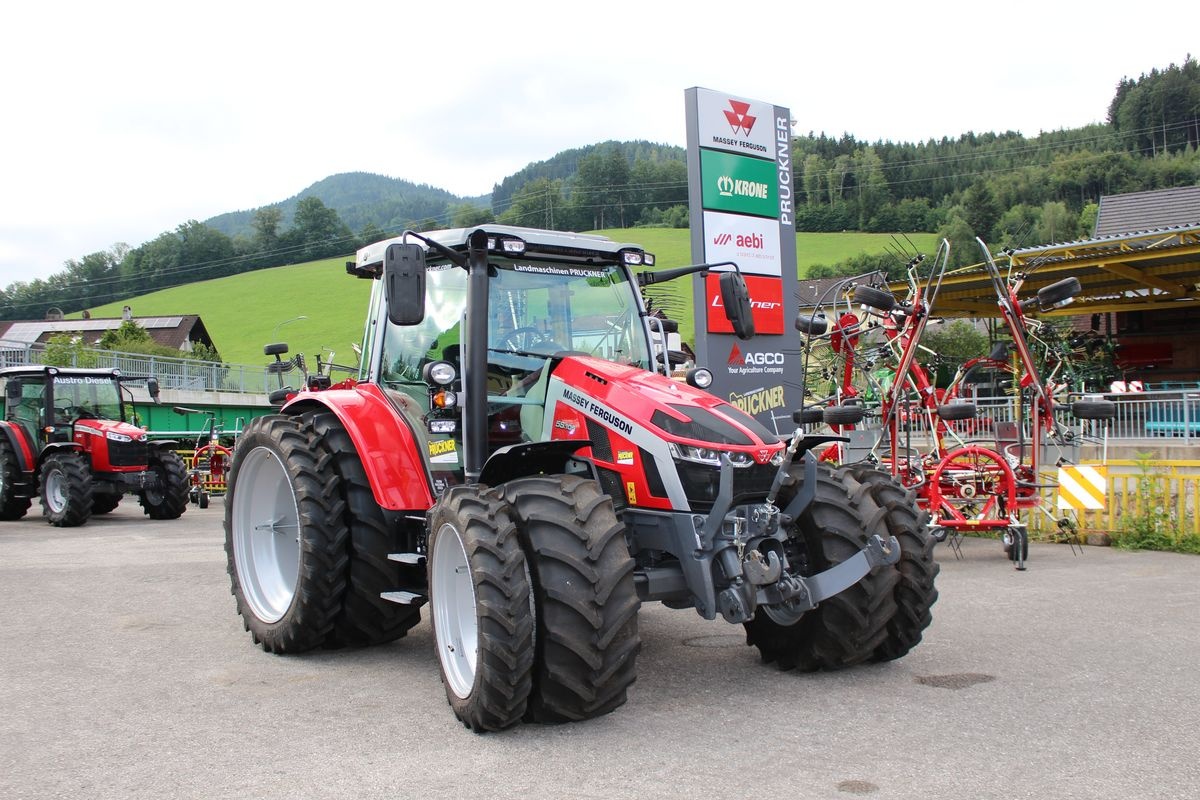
[516, 362, 552, 441]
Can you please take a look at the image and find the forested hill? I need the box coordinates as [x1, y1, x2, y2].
[204, 172, 483, 239]
[2, 57, 1196, 321]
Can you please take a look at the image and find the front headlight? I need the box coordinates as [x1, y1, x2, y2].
[668, 443, 752, 467]
[106, 431, 133, 443]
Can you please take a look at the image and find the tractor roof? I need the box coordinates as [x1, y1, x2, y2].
[354, 225, 650, 272]
[0, 365, 122, 380]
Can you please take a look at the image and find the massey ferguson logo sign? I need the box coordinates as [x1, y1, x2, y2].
[724, 99, 756, 136]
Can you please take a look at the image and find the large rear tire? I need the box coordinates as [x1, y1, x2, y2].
[305, 411, 423, 647]
[744, 462, 898, 671]
[39, 452, 93, 527]
[0, 437, 31, 520]
[840, 465, 939, 662]
[427, 486, 534, 731]
[500, 475, 641, 724]
[224, 415, 348, 653]
[139, 450, 190, 520]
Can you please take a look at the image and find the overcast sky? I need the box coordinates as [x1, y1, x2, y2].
[1, 0, 1193, 289]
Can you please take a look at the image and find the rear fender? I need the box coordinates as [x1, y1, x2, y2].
[282, 385, 435, 510]
[0, 421, 35, 474]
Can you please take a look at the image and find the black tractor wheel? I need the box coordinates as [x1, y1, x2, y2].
[744, 461, 898, 671]
[427, 485, 535, 732]
[853, 285, 896, 312]
[39, 452, 93, 527]
[305, 411, 423, 648]
[0, 437, 31, 520]
[91, 494, 121, 514]
[1072, 399, 1116, 420]
[500, 475, 641, 724]
[823, 404, 866, 426]
[839, 465, 939, 662]
[224, 415, 349, 653]
[138, 450, 190, 520]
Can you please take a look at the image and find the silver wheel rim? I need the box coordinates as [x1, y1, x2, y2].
[231, 445, 301, 624]
[45, 468, 67, 514]
[430, 521, 478, 699]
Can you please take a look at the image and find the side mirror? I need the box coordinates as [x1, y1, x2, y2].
[718, 271, 755, 340]
[384, 243, 427, 326]
[147, 378, 161, 404]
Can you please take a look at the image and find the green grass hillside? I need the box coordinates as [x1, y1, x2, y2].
[83, 230, 937, 366]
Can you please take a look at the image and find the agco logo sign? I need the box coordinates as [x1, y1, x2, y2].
[726, 344, 785, 375]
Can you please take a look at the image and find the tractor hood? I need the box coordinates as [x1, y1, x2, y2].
[74, 418, 149, 442]
[551, 355, 784, 461]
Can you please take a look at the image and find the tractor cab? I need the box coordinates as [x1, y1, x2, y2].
[3, 367, 140, 450]
[359, 228, 659, 484]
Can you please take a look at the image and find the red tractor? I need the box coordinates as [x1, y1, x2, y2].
[224, 226, 937, 731]
[0, 366, 190, 526]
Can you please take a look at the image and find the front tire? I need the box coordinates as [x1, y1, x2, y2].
[39, 452, 92, 527]
[224, 415, 348, 653]
[500, 475, 641, 723]
[427, 486, 534, 732]
[139, 450, 190, 520]
[744, 462, 898, 671]
[840, 465, 939, 662]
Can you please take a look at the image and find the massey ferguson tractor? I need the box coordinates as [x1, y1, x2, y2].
[223, 225, 938, 731]
[0, 366, 190, 526]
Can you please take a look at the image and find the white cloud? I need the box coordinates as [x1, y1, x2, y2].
[0, 0, 1193, 288]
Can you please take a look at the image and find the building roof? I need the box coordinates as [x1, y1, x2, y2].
[0, 315, 213, 351]
[1095, 186, 1200, 237]
[795, 271, 888, 309]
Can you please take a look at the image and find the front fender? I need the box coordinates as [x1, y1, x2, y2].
[282, 384, 435, 511]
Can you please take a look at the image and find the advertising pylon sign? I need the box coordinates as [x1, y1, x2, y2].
[685, 87, 801, 433]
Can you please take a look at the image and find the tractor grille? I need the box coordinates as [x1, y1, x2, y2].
[108, 440, 149, 468]
[585, 419, 614, 462]
[675, 460, 778, 512]
[595, 467, 627, 510]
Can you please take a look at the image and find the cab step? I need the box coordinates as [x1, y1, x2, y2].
[381, 590, 427, 606]
[387, 552, 426, 566]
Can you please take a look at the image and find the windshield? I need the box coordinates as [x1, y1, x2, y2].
[378, 259, 651, 390]
[487, 261, 650, 368]
[52, 375, 123, 422]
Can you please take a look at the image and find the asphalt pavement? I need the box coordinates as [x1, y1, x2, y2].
[2, 499, 1198, 800]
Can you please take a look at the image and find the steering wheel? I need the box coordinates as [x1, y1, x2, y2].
[53, 403, 78, 419]
[497, 326, 564, 354]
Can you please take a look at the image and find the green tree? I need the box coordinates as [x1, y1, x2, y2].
[918, 320, 989, 369]
[450, 203, 494, 228]
[43, 334, 99, 367]
[286, 197, 354, 261]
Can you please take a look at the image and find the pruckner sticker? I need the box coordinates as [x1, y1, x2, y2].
[428, 438, 458, 464]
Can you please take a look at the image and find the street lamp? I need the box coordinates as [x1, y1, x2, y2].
[271, 315, 308, 341]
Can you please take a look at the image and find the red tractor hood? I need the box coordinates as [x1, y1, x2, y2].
[75, 418, 148, 441]
[552, 355, 784, 460]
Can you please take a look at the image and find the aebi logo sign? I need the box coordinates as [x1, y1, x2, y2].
[712, 232, 765, 250]
[706, 274, 785, 335]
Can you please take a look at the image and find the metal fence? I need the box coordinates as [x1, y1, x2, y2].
[0, 340, 279, 395]
[1027, 460, 1200, 540]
